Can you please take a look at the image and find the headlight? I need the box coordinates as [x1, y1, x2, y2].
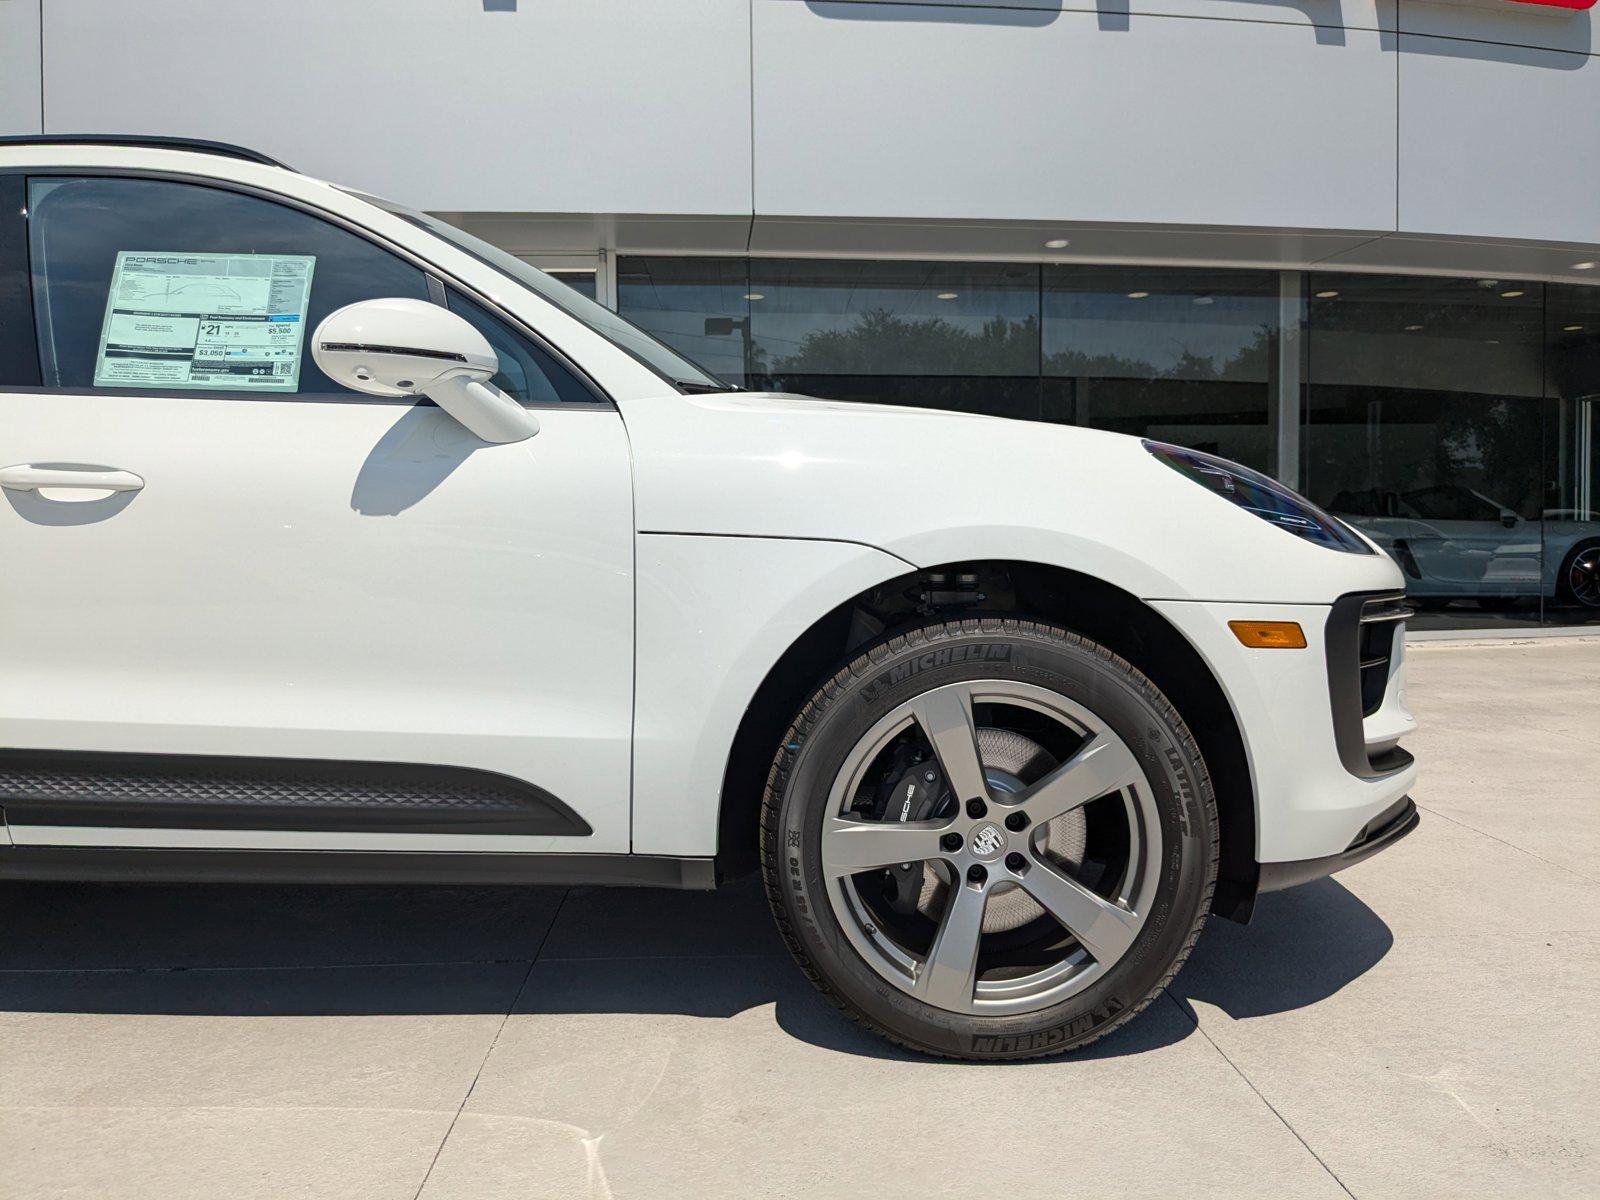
[1143, 440, 1372, 554]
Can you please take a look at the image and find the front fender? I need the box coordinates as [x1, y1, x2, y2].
[631, 532, 912, 856]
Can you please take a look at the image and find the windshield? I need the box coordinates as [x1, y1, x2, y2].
[343, 189, 727, 392]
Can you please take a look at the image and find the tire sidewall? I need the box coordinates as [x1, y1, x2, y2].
[772, 622, 1213, 1059]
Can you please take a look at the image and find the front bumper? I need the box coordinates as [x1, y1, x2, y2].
[1150, 594, 1418, 867]
[1257, 796, 1419, 892]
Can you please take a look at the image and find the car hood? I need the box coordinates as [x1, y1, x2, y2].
[619, 391, 1405, 605]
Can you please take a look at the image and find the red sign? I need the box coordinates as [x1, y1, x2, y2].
[1506, 0, 1596, 8]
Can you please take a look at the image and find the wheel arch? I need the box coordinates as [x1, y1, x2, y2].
[716, 559, 1261, 921]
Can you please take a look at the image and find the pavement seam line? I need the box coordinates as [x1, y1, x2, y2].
[1413, 802, 1600, 887]
[409, 887, 570, 1200]
[1161, 989, 1357, 1199]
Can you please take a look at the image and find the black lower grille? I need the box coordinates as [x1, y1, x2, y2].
[1357, 594, 1410, 716]
[1325, 591, 1413, 779]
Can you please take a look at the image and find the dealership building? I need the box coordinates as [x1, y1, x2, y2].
[4, 0, 1599, 628]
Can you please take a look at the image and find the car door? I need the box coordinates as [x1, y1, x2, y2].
[0, 171, 635, 854]
[1400, 484, 1539, 596]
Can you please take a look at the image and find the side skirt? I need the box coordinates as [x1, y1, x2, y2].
[0, 845, 717, 889]
[0, 749, 593, 837]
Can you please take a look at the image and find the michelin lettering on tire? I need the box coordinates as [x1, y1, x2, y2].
[861, 643, 1012, 702]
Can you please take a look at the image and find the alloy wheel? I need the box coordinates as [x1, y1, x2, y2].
[1568, 546, 1600, 608]
[819, 679, 1160, 1016]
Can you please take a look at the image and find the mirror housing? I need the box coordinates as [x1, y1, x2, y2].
[312, 298, 539, 443]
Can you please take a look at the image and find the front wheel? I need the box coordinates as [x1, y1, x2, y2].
[760, 618, 1218, 1060]
[1558, 540, 1600, 609]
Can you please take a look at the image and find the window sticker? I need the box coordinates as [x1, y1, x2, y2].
[93, 252, 316, 391]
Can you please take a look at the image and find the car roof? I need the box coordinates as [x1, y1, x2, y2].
[0, 135, 293, 171]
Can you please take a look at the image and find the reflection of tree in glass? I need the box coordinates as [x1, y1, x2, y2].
[761, 305, 1273, 385]
[767, 309, 1038, 381]
[1048, 324, 1272, 383]
[1438, 399, 1542, 519]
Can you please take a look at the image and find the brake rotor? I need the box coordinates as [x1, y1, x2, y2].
[918, 727, 1087, 933]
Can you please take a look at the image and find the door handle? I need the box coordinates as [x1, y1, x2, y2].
[0, 464, 146, 493]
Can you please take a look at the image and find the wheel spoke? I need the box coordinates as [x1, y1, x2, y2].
[821, 816, 949, 877]
[1021, 861, 1142, 964]
[912, 877, 988, 1010]
[911, 685, 988, 805]
[1013, 731, 1142, 824]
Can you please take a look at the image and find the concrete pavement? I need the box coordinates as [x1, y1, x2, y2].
[2, 639, 1598, 1198]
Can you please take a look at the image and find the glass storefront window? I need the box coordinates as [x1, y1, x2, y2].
[1544, 285, 1600, 623]
[745, 259, 1042, 419]
[548, 270, 598, 301]
[1042, 267, 1278, 473]
[615, 258, 751, 386]
[1306, 274, 1546, 628]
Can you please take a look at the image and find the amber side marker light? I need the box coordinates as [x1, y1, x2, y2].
[1229, 620, 1307, 649]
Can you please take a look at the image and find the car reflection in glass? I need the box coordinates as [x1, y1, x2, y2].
[1330, 484, 1600, 612]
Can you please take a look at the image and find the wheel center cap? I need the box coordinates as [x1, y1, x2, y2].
[969, 822, 1007, 861]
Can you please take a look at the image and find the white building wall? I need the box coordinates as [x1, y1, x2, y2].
[30, 0, 753, 216]
[752, 1, 1398, 231]
[0, 0, 41, 136]
[2, 0, 1598, 270]
[1397, 30, 1600, 246]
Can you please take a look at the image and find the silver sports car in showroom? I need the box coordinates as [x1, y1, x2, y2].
[1329, 484, 1600, 610]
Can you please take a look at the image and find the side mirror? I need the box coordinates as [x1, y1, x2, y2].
[312, 298, 539, 444]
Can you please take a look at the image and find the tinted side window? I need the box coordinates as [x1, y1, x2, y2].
[0, 175, 40, 386]
[445, 288, 599, 406]
[1403, 486, 1498, 522]
[27, 176, 430, 394]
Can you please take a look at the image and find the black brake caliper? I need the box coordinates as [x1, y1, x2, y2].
[872, 748, 947, 915]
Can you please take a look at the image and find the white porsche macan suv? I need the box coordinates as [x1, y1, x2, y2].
[0, 138, 1419, 1059]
